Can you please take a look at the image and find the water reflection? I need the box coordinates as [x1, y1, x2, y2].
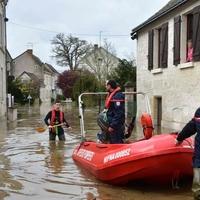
[0, 119, 23, 199]
[45, 141, 65, 174]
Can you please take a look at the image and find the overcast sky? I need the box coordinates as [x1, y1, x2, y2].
[7, 0, 169, 71]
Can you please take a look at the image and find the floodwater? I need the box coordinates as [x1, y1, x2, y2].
[0, 103, 194, 200]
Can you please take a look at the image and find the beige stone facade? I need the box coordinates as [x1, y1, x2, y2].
[132, 0, 200, 130]
[0, 0, 8, 118]
[40, 63, 60, 103]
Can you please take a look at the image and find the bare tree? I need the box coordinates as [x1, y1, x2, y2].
[51, 33, 91, 71]
[103, 39, 117, 79]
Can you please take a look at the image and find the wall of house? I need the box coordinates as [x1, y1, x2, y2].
[82, 46, 119, 82]
[13, 51, 43, 80]
[40, 72, 60, 103]
[52, 74, 62, 97]
[0, 2, 7, 118]
[40, 72, 52, 103]
[136, 0, 200, 131]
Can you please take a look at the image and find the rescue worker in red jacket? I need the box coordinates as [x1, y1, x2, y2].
[103, 80, 125, 144]
[44, 100, 71, 141]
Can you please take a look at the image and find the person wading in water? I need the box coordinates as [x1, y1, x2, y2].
[44, 100, 71, 141]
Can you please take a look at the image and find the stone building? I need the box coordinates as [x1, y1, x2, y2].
[0, 0, 8, 118]
[131, 0, 200, 130]
[12, 49, 60, 103]
[81, 44, 120, 83]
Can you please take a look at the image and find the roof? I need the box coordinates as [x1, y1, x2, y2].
[131, 0, 188, 39]
[18, 71, 40, 83]
[17, 71, 45, 87]
[44, 63, 59, 74]
[13, 49, 43, 66]
[6, 49, 12, 61]
[32, 54, 43, 66]
[82, 44, 120, 62]
[1, 0, 8, 6]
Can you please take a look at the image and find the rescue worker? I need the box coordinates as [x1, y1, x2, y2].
[103, 80, 125, 144]
[44, 100, 71, 141]
[176, 107, 200, 200]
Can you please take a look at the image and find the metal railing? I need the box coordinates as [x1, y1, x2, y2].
[78, 91, 151, 141]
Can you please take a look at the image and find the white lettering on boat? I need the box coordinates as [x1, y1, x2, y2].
[103, 148, 131, 163]
[76, 149, 95, 161]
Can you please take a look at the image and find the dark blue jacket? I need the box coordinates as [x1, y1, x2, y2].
[106, 91, 125, 129]
[177, 107, 200, 167]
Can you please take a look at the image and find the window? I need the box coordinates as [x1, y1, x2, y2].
[148, 23, 168, 70]
[186, 13, 193, 63]
[187, 13, 193, 41]
[178, 5, 200, 64]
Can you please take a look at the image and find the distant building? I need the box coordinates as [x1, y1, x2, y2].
[131, 0, 200, 130]
[80, 44, 120, 83]
[0, 0, 8, 118]
[12, 49, 44, 80]
[12, 49, 61, 103]
[40, 63, 61, 102]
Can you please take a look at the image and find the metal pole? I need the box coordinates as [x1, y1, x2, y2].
[99, 31, 103, 47]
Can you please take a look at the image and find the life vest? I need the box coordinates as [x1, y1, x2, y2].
[105, 87, 122, 109]
[50, 109, 64, 126]
[140, 113, 153, 139]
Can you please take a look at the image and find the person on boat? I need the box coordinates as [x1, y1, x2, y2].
[97, 80, 125, 144]
[44, 100, 71, 141]
[176, 107, 200, 199]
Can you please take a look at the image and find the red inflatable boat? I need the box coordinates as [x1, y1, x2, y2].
[72, 92, 194, 185]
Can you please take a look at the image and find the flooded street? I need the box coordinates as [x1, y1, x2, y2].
[0, 103, 194, 200]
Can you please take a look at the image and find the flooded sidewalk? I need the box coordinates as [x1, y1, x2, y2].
[0, 104, 194, 200]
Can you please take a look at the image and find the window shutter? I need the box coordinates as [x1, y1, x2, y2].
[193, 5, 200, 61]
[161, 23, 168, 68]
[148, 30, 154, 70]
[173, 16, 181, 65]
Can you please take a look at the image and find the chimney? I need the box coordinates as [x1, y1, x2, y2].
[27, 49, 33, 54]
[94, 44, 98, 50]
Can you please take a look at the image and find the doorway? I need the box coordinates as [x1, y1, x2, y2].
[155, 96, 162, 126]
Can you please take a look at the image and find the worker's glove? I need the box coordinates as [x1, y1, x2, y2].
[108, 127, 114, 133]
[175, 139, 183, 146]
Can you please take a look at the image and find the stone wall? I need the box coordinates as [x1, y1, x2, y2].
[136, 0, 200, 131]
[0, 3, 7, 118]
